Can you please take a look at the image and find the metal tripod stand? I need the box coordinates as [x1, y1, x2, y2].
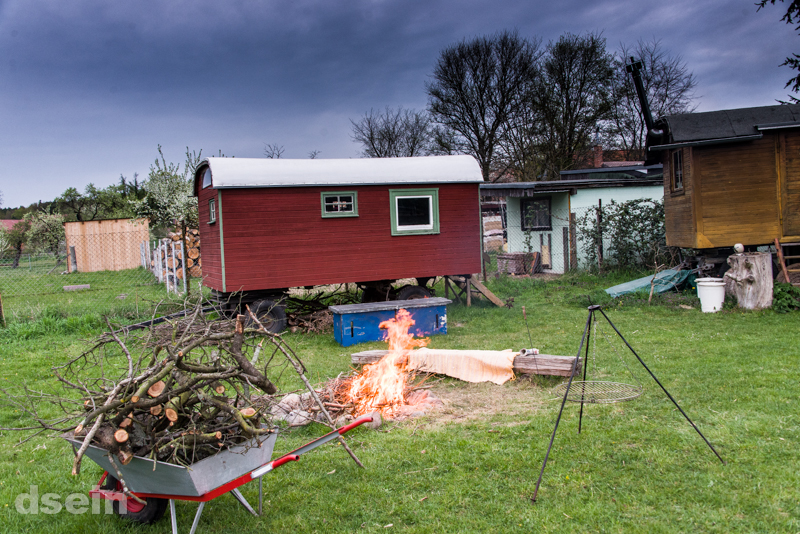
[531, 305, 725, 502]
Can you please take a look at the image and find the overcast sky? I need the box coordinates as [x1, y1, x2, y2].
[0, 0, 796, 208]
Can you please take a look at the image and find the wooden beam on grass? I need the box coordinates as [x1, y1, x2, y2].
[351, 350, 581, 377]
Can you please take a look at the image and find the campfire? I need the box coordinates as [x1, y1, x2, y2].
[298, 309, 442, 423]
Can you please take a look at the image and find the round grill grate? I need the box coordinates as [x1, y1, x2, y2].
[553, 380, 643, 404]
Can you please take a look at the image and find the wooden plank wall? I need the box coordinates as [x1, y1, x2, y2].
[781, 133, 800, 239]
[197, 184, 222, 290]
[663, 147, 697, 248]
[692, 137, 780, 247]
[214, 184, 481, 292]
[64, 219, 150, 273]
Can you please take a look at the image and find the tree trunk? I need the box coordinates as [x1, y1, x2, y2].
[12, 245, 22, 269]
[723, 252, 773, 310]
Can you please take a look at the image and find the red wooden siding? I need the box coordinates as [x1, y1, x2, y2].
[212, 184, 480, 292]
[196, 182, 223, 290]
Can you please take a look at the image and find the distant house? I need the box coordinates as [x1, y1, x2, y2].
[1, 220, 21, 232]
[480, 165, 663, 273]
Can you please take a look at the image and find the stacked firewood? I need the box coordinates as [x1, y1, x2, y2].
[150, 230, 201, 283]
[178, 229, 202, 278]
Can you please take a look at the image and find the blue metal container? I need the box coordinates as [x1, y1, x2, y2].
[329, 297, 451, 347]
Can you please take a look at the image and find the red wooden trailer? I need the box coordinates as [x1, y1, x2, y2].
[193, 155, 483, 330]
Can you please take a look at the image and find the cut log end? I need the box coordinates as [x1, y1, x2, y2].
[114, 429, 129, 443]
[148, 380, 166, 398]
[165, 408, 179, 422]
[118, 450, 134, 465]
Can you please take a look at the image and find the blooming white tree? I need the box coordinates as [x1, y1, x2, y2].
[133, 146, 202, 234]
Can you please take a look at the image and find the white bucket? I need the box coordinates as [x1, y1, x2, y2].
[696, 277, 725, 313]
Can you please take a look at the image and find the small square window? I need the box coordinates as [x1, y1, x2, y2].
[321, 191, 358, 218]
[390, 189, 439, 235]
[672, 150, 684, 191]
[208, 198, 217, 224]
[521, 197, 551, 231]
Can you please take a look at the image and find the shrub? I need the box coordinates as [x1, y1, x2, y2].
[578, 198, 673, 271]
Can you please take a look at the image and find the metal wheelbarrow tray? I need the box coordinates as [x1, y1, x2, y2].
[64, 415, 372, 533]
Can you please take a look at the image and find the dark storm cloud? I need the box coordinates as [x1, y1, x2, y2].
[0, 0, 796, 206]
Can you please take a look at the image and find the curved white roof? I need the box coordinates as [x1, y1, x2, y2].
[196, 155, 483, 189]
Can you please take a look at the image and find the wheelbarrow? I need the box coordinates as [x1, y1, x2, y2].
[64, 415, 373, 533]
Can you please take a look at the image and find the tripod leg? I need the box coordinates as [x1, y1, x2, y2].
[578, 308, 595, 433]
[532, 309, 593, 502]
[597, 308, 725, 465]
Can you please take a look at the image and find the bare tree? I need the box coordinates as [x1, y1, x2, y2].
[350, 107, 432, 157]
[308, 149, 321, 159]
[426, 30, 541, 180]
[264, 143, 285, 159]
[609, 39, 697, 160]
[531, 32, 615, 179]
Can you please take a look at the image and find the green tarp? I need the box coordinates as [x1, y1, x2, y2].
[605, 269, 692, 298]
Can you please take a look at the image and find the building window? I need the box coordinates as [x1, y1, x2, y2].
[202, 168, 212, 188]
[208, 198, 217, 224]
[672, 150, 684, 191]
[321, 191, 358, 218]
[521, 197, 551, 231]
[390, 188, 439, 235]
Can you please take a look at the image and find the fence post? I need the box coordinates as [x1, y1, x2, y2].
[563, 227, 569, 272]
[597, 199, 603, 271]
[181, 239, 187, 294]
[69, 246, 78, 273]
[569, 212, 578, 271]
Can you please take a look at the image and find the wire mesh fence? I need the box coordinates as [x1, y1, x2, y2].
[483, 205, 598, 276]
[482, 198, 668, 277]
[0, 230, 195, 324]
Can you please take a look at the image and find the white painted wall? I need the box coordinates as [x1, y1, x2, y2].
[504, 184, 663, 273]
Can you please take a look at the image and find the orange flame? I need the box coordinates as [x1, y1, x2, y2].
[348, 309, 428, 416]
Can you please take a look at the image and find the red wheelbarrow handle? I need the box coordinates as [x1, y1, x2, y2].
[251, 414, 373, 478]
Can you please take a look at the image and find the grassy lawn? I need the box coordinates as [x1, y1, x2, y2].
[0, 272, 798, 533]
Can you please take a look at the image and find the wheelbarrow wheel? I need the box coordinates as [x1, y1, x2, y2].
[102, 475, 168, 524]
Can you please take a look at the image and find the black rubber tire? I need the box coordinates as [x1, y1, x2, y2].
[361, 287, 388, 303]
[247, 299, 288, 333]
[101, 475, 168, 525]
[396, 285, 432, 300]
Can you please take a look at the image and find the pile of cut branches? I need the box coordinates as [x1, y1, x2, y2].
[0, 302, 366, 482]
[63, 312, 289, 477]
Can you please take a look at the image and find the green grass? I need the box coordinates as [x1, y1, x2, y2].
[0, 262, 203, 324]
[0, 272, 798, 533]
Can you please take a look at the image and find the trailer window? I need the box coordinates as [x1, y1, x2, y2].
[390, 189, 439, 235]
[321, 192, 358, 217]
[208, 198, 217, 224]
[672, 150, 684, 191]
[521, 197, 551, 231]
[202, 168, 212, 189]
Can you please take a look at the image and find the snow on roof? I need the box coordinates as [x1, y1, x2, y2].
[195, 155, 483, 190]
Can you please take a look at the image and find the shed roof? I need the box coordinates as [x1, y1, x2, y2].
[195, 155, 483, 192]
[654, 103, 800, 150]
[480, 169, 662, 198]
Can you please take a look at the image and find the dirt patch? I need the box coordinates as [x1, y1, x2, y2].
[406, 377, 556, 428]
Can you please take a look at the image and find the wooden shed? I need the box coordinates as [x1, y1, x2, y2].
[64, 218, 150, 273]
[648, 104, 800, 249]
[193, 155, 483, 307]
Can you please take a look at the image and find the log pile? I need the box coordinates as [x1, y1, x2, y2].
[69, 315, 278, 474]
[0, 303, 368, 491]
[150, 229, 201, 283]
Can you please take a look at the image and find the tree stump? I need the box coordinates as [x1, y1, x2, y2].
[723, 252, 773, 309]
